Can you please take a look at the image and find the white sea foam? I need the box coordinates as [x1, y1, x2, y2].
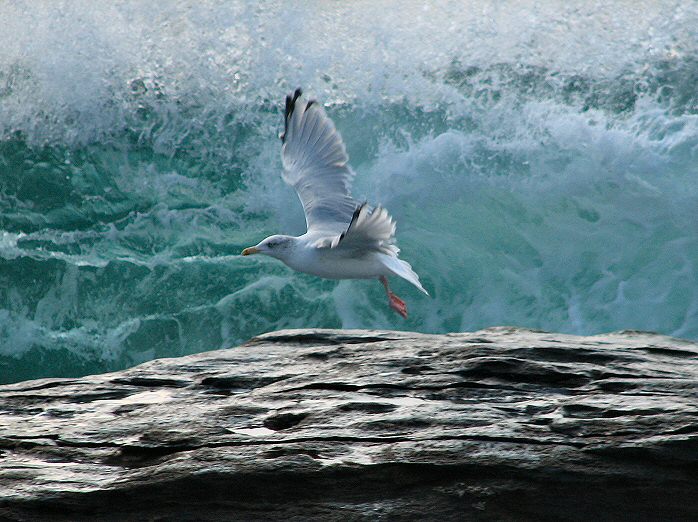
[0, 1, 697, 382]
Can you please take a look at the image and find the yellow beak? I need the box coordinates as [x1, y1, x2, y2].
[241, 247, 260, 256]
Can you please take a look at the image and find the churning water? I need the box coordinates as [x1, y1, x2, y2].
[1, 1, 697, 382]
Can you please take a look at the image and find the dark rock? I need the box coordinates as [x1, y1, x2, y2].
[0, 327, 697, 521]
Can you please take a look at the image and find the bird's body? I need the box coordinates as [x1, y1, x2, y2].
[242, 89, 427, 317]
[285, 239, 390, 280]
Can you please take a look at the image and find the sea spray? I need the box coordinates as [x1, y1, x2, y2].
[1, 1, 697, 382]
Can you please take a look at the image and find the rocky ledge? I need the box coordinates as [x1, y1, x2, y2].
[1, 328, 697, 521]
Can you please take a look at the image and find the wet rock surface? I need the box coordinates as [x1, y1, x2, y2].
[1, 327, 697, 521]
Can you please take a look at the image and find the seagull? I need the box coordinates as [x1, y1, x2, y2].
[242, 89, 428, 318]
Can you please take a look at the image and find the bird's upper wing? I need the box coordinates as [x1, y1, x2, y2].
[281, 89, 358, 235]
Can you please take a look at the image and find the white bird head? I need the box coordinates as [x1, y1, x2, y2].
[241, 235, 295, 260]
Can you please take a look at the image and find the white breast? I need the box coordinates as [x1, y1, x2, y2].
[284, 247, 389, 280]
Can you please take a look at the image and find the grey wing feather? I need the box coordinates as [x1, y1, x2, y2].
[319, 203, 399, 256]
[281, 89, 357, 234]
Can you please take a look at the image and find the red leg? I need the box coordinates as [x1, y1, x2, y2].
[380, 276, 408, 319]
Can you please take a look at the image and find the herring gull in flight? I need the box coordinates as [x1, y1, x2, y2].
[242, 89, 428, 318]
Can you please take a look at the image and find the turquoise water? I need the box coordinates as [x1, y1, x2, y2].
[1, 1, 697, 383]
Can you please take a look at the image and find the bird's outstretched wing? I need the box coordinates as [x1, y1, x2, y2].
[281, 89, 358, 235]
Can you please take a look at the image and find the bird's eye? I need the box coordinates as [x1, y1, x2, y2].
[267, 242, 276, 248]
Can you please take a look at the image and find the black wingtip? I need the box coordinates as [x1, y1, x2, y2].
[282, 88, 303, 142]
[336, 203, 365, 246]
[349, 202, 366, 224]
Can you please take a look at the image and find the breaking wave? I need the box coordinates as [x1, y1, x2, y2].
[1, 1, 697, 382]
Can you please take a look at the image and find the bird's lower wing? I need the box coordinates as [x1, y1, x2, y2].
[312, 204, 428, 295]
[313, 203, 399, 256]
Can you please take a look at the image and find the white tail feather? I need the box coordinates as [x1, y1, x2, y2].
[377, 253, 429, 295]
